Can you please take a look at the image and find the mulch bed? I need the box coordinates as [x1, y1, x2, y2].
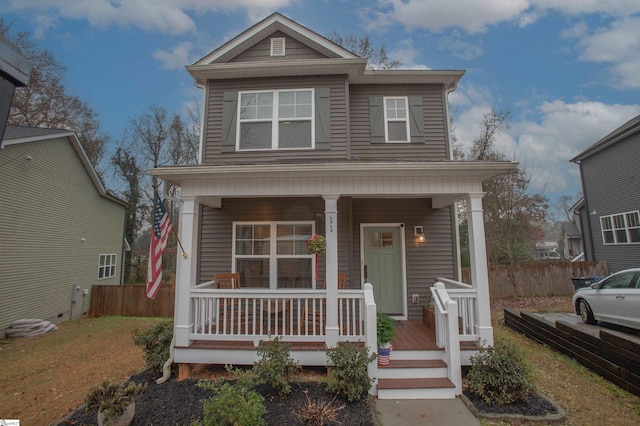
[462, 390, 557, 416]
[56, 370, 375, 425]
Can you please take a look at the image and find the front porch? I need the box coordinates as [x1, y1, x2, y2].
[173, 279, 480, 398]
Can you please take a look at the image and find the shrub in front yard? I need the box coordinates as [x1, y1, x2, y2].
[325, 341, 377, 402]
[253, 336, 301, 396]
[131, 319, 173, 375]
[467, 336, 536, 405]
[196, 376, 266, 426]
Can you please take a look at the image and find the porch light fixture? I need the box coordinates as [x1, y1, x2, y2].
[414, 226, 426, 243]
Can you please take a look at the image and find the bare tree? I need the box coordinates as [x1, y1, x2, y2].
[461, 108, 549, 265]
[328, 32, 400, 70]
[1, 20, 108, 173]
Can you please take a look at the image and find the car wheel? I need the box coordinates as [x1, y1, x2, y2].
[578, 299, 596, 325]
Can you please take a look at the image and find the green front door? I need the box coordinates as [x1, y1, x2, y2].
[363, 226, 404, 315]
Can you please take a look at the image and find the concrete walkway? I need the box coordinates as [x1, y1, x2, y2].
[375, 398, 480, 426]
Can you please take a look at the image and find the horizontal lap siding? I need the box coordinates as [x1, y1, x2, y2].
[351, 198, 455, 319]
[229, 31, 328, 62]
[0, 139, 125, 334]
[198, 198, 325, 283]
[203, 75, 347, 164]
[582, 134, 640, 272]
[349, 84, 449, 161]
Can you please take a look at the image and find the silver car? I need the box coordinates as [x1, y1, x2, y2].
[572, 268, 640, 330]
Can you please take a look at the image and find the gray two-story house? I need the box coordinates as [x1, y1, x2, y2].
[571, 114, 640, 273]
[150, 13, 515, 399]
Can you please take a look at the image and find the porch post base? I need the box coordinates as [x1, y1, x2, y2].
[175, 325, 191, 347]
[325, 326, 339, 348]
[474, 325, 494, 347]
[178, 363, 194, 381]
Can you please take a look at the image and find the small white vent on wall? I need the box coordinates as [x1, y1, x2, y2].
[270, 37, 285, 56]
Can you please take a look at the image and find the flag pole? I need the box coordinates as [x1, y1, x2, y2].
[150, 186, 188, 259]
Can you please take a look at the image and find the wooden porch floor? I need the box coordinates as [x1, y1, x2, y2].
[392, 320, 439, 350]
[185, 319, 440, 351]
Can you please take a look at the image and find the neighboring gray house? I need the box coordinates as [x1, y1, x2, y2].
[570, 115, 640, 273]
[561, 220, 583, 260]
[150, 13, 515, 399]
[0, 34, 32, 145]
[0, 126, 127, 337]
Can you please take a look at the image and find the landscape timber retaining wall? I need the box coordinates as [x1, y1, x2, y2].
[504, 309, 640, 397]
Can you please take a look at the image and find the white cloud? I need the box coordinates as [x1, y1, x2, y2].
[391, 39, 430, 69]
[438, 32, 484, 60]
[6, 0, 292, 35]
[376, 0, 640, 33]
[154, 41, 194, 70]
[451, 85, 640, 196]
[511, 100, 640, 194]
[573, 17, 640, 88]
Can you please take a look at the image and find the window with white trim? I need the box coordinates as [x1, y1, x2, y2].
[238, 89, 313, 150]
[233, 222, 314, 288]
[384, 96, 410, 142]
[98, 254, 117, 279]
[601, 210, 640, 244]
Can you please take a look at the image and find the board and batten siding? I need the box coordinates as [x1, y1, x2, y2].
[197, 196, 454, 320]
[580, 133, 640, 272]
[202, 75, 348, 164]
[349, 84, 449, 161]
[228, 31, 329, 63]
[0, 137, 125, 336]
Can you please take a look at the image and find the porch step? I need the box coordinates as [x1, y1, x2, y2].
[377, 377, 456, 400]
[378, 359, 448, 379]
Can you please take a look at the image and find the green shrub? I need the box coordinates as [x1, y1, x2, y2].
[197, 377, 266, 426]
[85, 380, 146, 417]
[131, 319, 173, 375]
[325, 341, 377, 402]
[253, 336, 300, 396]
[467, 337, 536, 405]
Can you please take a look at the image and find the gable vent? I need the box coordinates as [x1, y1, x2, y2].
[270, 37, 285, 57]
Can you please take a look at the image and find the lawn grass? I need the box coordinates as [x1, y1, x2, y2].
[0, 316, 161, 425]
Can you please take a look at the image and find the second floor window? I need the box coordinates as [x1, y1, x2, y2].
[238, 89, 313, 150]
[601, 210, 640, 244]
[384, 96, 410, 142]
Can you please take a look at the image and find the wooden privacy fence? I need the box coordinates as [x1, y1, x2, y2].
[463, 261, 608, 299]
[89, 285, 174, 318]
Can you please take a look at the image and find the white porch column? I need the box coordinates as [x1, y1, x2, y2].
[467, 192, 493, 346]
[174, 196, 199, 347]
[323, 194, 340, 347]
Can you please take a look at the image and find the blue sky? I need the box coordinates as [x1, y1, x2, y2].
[3, 0, 640, 203]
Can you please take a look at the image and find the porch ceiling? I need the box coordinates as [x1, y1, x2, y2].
[149, 161, 517, 201]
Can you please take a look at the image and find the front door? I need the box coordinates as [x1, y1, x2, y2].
[362, 225, 405, 315]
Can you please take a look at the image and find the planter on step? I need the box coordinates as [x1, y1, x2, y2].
[378, 344, 392, 366]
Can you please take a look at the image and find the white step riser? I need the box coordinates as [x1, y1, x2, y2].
[377, 387, 456, 400]
[377, 367, 448, 379]
[389, 350, 445, 361]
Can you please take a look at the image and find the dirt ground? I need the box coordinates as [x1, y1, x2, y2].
[0, 316, 159, 425]
[1, 297, 640, 425]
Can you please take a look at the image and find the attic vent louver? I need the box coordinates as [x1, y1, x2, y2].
[270, 37, 285, 57]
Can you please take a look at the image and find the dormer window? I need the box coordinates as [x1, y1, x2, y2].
[270, 37, 286, 56]
[238, 89, 314, 150]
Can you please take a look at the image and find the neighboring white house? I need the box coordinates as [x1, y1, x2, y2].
[0, 126, 127, 337]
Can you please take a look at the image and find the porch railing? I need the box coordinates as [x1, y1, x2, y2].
[430, 282, 462, 394]
[436, 277, 478, 342]
[189, 288, 366, 343]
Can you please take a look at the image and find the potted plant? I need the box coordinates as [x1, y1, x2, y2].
[85, 381, 146, 426]
[377, 312, 396, 366]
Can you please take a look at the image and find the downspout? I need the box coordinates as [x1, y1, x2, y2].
[444, 85, 462, 280]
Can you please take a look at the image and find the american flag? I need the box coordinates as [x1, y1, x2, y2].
[146, 191, 173, 299]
